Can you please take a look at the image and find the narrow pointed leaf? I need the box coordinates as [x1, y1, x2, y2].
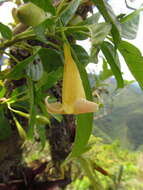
[120, 8, 143, 23]
[70, 113, 93, 157]
[71, 44, 89, 66]
[78, 157, 105, 190]
[36, 124, 46, 149]
[13, 115, 27, 140]
[0, 22, 12, 39]
[89, 22, 111, 63]
[121, 14, 140, 40]
[6, 48, 41, 79]
[99, 59, 113, 81]
[36, 67, 63, 91]
[118, 40, 143, 89]
[60, 0, 81, 25]
[27, 77, 36, 139]
[39, 48, 63, 73]
[120, 8, 143, 40]
[89, 22, 111, 46]
[92, 0, 121, 45]
[34, 18, 56, 41]
[101, 41, 124, 88]
[80, 12, 101, 25]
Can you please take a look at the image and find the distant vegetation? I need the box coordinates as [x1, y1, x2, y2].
[93, 78, 143, 150]
[67, 136, 143, 190]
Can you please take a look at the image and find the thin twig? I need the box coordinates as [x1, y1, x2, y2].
[3, 51, 19, 63]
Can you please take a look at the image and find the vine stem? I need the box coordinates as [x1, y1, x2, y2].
[56, 0, 68, 15]
[3, 51, 19, 63]
[0, 29, 60, 51]
[7, 103, 50, 125]
[0, 33, 36, 51]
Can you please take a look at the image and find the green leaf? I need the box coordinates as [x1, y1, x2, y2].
[34, 18, 56, 41]
[6, 48, 41, 80]
[0, 85, 6, 98]
[89, 23, 112, 46]
[78, 157, 105, 190]
[99, 59, 113, 81]
[70, 12, 100, 26]
[118, 40, 143, 89]
[101, 41, 124, 88]
[89, 23, 111, 63]
[121, 14, 140, 40]
[71, 31, 89, 41]
[80, 12, 101, 25]
[64, 25, 89, 40]
[72, 44, 89, 66]
[66, 47, 94, 158]
[24, 0, 55, 15]
[27, 77, 36, 139]
[92, 0, 121, 45]
[0, 22, 12, 39]
[36, 124, 46, 149]
[0, 107, 12, 140]
[120, 8, 143, 23]
[13, 115, 27, 140]
[39, 48, 63, 73]
[70, 113, 93, 157]
[36, 67, 63, 93]
[60, 0, 81, 25]
[119, 8, 143, 40]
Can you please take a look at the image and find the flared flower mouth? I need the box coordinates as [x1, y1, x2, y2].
[45, 43, 99, 115]
[45, 97, 99, 115]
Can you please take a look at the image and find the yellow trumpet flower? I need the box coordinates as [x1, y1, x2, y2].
[45, 43, 99, 114]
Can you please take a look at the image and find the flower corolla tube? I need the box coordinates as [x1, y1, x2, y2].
[45, 43, 99, 114]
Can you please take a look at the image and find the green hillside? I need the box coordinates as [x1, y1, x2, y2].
[93, 79, 143, 149]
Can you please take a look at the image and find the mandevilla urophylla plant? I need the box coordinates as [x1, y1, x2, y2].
[0, 0, 142, 189]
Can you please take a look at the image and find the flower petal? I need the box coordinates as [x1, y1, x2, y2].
[62, 43, 86, 110]
[45, 97, 64, 114]
[74, 98, 99, 114]
[45, 44, 100, 115]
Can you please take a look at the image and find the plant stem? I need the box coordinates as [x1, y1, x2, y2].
[7, 103, 50, 124]
[0, 34, 36, 50]
[78, 156, 105, 190]
[0, 28, 60, 50]
[3, 51, 19, 63]
[56, 0, 68, 15]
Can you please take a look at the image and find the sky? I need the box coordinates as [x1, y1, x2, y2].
[0, 2, 16, 24]
[0, 0, 143, 80]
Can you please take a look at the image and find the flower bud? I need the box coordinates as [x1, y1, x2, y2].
[17, 2, 46, 27]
